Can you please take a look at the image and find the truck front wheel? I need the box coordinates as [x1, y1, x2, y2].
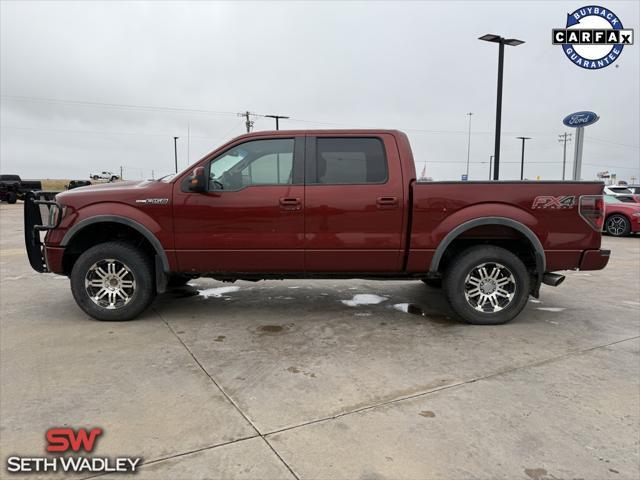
[443, 245, 530, 325]
[6, 192, 17, 204]
[70, 242, 156, 321]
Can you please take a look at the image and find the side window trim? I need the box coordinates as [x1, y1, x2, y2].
[200, 137, 303, 193]
[306, 136, 389, 186]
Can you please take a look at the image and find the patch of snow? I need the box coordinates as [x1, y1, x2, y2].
[622, 300, 640, 307]
[199, 286, 240, 298]
[354, 312, 372, 317]
[288, 286, 300, 289]
[529, 298, 542, 304]
[536, 307, 566, 312]
[341, 294, 387, 307]
[393, 303, 410, 313]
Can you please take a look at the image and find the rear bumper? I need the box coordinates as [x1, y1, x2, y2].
[579, 249, 611, 271]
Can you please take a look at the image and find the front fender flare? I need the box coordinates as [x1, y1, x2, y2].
[60, 215, 170, 273]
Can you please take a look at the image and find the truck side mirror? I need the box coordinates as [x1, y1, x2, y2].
[188, 167, 206, 193]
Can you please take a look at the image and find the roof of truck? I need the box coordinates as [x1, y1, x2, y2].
[232, 129, 406, 139]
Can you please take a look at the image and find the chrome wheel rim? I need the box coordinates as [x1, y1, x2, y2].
[464, 262, 516, 313]
[606, 216, 626, 236]
[85, 259, 136, 309]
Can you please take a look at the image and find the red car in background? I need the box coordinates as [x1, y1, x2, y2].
[603, 195, 640, 237]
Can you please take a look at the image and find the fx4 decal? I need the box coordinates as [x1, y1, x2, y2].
[531, 195, 576, 209]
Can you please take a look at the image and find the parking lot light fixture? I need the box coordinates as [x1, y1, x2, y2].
[479, 34, 525, 180]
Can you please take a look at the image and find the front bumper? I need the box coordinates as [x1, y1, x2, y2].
[24, 191, 63, 272]
[579, 249, 611, 271]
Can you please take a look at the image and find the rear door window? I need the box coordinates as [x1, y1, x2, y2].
[313, 138, 387, 184]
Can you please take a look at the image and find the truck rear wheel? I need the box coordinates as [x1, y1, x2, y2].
[443, 245, 530, 325]
[6, 192, 17, 204]
[70, 241, 156, 321]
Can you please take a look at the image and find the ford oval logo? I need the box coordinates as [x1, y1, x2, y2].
[562, 111, 599, 128]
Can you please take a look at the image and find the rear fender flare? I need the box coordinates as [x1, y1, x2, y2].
[429, 216, 546, 283]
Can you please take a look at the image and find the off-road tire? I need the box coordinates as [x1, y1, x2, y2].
[6, 192, 17, 204]
[70, 241, 155, 321]
[605, 214, 631, 237]
[443, 245, 530, 325]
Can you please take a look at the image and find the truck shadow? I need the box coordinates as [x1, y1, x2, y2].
[154, 281, 460, 327]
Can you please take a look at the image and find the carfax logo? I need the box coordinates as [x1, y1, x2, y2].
[553, 5, 634, 69]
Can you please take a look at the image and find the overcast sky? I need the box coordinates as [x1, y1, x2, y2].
[1, 0, 639, 182]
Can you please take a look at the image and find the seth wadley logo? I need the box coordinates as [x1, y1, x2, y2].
[5, 427, 142, 474]
[553, 5, 634, 69]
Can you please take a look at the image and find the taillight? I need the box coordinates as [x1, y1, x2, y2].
[579, 195, 604, 231]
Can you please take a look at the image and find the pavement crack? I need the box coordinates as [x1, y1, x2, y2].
[153, 306, 262, 435]
[153, 306, 300, 479]
[265, 335, 640, 437]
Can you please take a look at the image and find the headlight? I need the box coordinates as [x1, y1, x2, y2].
[48, 205, 66, 227]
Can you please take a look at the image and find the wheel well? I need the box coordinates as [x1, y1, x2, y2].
[62, 222, 157, 275]
[606, 212, 629, 222]
[437, 225, 538, 276]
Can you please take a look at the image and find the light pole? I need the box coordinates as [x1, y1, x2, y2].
[489, 155, 494, 180]
[516, 136, 531, 180]
[479, 34, 525, 180]
[265, 114, 290, 130]
[465, 112, 474, 179]
[173, 136, 179, 173]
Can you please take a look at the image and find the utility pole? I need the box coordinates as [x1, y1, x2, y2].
[238, 111, 254, 133]
[489, 155, 494, 180]
[465, 112, 474, 178]
[120, 166, 123, 180]
[265, 114, 290, 130]
[558, 132, 572, 180]
[173, 136, 179, 173]
[516, 136, 531, 180]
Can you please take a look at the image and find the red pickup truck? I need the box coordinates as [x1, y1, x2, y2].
[25, 130, 610, 324]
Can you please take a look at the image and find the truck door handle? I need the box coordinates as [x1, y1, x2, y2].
[376, 196, 398, 208]
[279, 197, 301, 211]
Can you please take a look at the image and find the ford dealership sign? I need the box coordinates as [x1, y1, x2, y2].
[562, 111, 600, 128]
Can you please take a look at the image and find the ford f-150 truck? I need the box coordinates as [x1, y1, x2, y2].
[24, 130, 610, 324]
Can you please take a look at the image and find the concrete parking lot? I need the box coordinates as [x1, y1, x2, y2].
[1, 202, 638, 480]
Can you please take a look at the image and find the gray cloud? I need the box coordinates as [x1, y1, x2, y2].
[1, 0, 638, 182]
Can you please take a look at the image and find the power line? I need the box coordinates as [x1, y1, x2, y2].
[2, 94, 637, 154]
[1, 95, 239, 117]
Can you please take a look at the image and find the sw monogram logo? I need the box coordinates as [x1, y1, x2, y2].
[531, 196, 576, 209]
[46, 427, 103, 453]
